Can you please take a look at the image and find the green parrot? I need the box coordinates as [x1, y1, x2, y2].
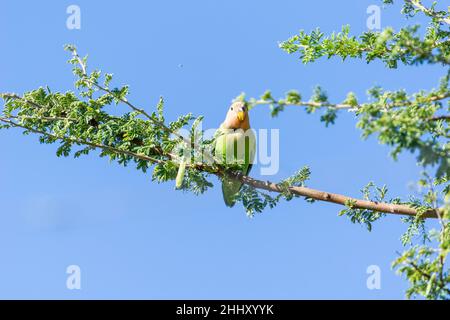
[213, 101, 256, 207]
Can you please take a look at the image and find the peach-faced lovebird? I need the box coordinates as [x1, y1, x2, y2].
[214, 101, 256, 207]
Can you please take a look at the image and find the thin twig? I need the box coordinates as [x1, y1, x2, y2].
[250, 92, 450, 112]
[407, 0, 450, 25]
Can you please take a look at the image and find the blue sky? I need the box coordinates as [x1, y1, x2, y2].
[0, 0, 444, 299]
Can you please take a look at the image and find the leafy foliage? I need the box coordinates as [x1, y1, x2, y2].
[245, 0, 450, 299]
[0, 46, 316, 219]
[338, 182, 389, 231]
[1, 0, 449, 300]
[238, 166, 311, 217]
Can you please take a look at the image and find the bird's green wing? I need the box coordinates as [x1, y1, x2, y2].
[214, 129, 256, 207]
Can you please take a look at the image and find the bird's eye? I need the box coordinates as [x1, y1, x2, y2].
[230, 107, 233, 111]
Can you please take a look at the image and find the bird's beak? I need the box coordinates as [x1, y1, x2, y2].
[237, 111, 245, 122]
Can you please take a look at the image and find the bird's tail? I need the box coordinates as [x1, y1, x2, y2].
[221, 176, 242, 207]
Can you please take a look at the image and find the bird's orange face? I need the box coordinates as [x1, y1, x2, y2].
[223, 101, 250, 130]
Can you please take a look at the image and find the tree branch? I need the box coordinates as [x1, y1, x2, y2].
[430, 115, 450, 121]
[250, 92, 450, 112]
[2, 46, 446, 220]
[406, 259, 450, 296]
[252, 99, 356, 110]
[407, 0, 450, 25]
[227, 171, 440, 219]
[0, 114, 440, 219]
[0, 116, 166, 165]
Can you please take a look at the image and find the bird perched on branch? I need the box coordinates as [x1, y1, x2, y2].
[214, 101, 256, 207]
